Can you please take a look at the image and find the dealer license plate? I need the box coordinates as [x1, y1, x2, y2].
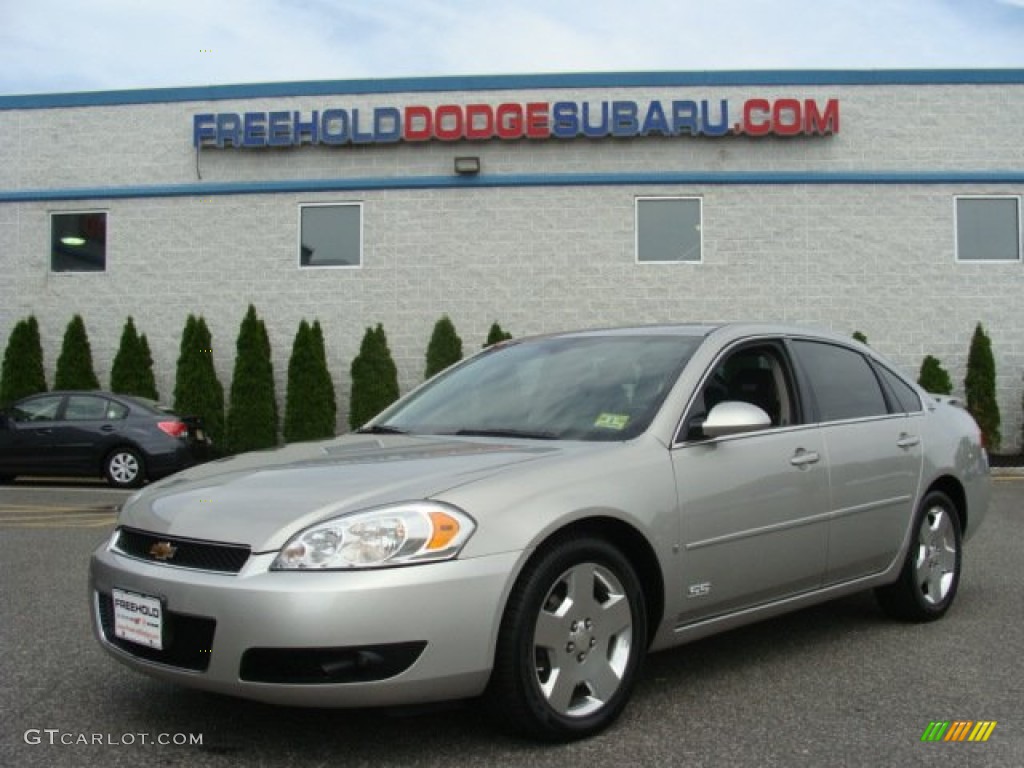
[112, 588, 163, 650]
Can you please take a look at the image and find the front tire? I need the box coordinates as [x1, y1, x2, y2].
[104, 447, 145, 488]
[488, 536, 647, 742]
[875, 490, 962, 622]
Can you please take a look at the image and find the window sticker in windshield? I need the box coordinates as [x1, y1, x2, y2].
[594, 413, 630, 430]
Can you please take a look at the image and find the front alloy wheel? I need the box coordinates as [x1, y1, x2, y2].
[876, 490, 962, 622]
[489, 537, 647, 741]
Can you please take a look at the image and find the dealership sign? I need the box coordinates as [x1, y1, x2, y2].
[193, 97, 839, 148]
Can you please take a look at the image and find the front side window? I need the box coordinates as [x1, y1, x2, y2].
[955, 196, 1021, 262]
[792, 341, 888, 422]
[680, 343, 798, 441]
[299, 203, 362, 268]
[51, 211, 107, 272]
[636, 197, 702, 263]
[11, 395, 64, 422]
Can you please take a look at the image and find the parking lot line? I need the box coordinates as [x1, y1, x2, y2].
[0, 503, 117, 529]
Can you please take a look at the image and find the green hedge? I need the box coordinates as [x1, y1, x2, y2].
[0, 316, 46, 407]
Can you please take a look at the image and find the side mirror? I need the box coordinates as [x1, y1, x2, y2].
[700, 401, 771, 439]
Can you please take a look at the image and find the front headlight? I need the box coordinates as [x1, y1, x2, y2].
[272, 501, 476, 570]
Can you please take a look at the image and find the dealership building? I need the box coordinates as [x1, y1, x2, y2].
[1, 70, 1022, 450]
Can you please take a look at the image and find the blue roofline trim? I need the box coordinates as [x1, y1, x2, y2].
[3, 171, 1024, 203]
[4, 69, 1024, 110]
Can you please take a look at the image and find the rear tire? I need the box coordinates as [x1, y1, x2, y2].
[875, 490, 962, 622]
[104, 447, 145, 489]
[487, 536, 647, 742]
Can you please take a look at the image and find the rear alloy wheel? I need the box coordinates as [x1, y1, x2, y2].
[104, 448, 145, 489]
[876, 490, 962, 622]
[489, 537, 647, 741]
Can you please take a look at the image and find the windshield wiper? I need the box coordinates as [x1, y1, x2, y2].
[451, 428, 559, 440]
[356, 424, 408, 435]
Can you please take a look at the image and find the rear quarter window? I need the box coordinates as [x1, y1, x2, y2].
[875, 364, 923, 414]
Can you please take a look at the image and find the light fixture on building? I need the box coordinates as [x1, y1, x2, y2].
[454, 156, 481, 175]
[60, 236, 86, 246]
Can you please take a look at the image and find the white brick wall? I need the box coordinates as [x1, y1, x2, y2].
[1, 77, 1022, 449]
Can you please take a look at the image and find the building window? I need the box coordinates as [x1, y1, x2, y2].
[299, 203, 362, 268]
[51, 211, 107, 272]
[955, 196, 1021, 262]
[636, 197, 702, 263]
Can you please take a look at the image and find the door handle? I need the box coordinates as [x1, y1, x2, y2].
[100, 425, 116, 433]
[897, 433, 921, 449]
[34, 428, 52, 435]
[790, 449, 820, 468]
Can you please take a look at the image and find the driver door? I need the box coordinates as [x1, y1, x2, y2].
[0, 394, 67, 473]
[671, 340, 830, 625]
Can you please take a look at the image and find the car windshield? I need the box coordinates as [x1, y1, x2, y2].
[372, 334, 701, 441]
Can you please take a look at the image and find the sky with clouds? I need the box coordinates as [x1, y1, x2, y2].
[2, 0, 1024, 95]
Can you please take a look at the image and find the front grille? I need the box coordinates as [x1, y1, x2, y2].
[97, 592, 216, 672]
[115, 527, 250, 573]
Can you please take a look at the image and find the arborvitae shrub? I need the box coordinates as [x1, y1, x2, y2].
[917, 355, 953, 395]
[310, 319, 337, 427]
[349, 324, 400, 430]
[0, 316, 47, 406]
[173, 314, 225, 448]
[425, 315, 463, 379]
[54, 315, 100, 391]
[484, 322, 513, 348]
[110, 317, 158, 400]
[225, 305, 278, 454]
[138, 334, 158, 400]
[284, 320, 336, 443]
[964, 323, 1001, 450]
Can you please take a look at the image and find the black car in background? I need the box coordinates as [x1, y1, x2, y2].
[0, 391, 210, 488]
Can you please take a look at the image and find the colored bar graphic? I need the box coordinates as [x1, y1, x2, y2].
[921, 720, 996, 742]
[969, 722, 998, 742]
[921, 721, 950, 741]
[945, 721, 972, 741]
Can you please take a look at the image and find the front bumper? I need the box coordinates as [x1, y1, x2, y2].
[89, 538, 520, 707]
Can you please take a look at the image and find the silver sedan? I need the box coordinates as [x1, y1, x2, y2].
[89, 324, 990, 741]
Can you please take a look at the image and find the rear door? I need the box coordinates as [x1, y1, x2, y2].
[671, 340, 830, 624]
[789, 340, 923, 583]
[51, 394, 128, 472]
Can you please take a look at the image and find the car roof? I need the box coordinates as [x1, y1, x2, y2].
[529, 322, 865, 347]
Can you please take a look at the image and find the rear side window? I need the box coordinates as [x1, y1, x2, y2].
[875, 365, 923, 414]
[64, 395, 109, 420]
[792, 341, 888, 422]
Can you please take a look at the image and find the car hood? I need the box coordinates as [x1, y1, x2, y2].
[118, 434, 564, 551]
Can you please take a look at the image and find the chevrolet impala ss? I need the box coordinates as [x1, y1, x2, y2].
[90, 324, 990, 740]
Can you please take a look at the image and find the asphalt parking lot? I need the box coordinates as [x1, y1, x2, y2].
[1, 478, 1021, 768]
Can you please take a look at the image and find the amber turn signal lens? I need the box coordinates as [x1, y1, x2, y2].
[426, 510, 460, 551]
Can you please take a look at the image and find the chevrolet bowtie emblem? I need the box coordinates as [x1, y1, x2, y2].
[149, 541, 178, 561]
